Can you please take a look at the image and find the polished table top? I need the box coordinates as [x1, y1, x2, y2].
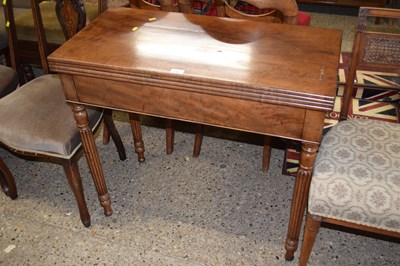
[48, 7, 342, 261]
[49, 7, 341, 114]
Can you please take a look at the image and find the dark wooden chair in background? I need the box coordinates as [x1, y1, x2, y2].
[0, 0, 127, 227]
[1, 0, 31, 66]
[298, 7, 400, 265]
[10, 0, 107, 81]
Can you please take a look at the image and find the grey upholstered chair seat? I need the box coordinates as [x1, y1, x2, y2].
[308, 119, 400, 233]
[0, 74, 102, 158]
[0, 65, 18, 98]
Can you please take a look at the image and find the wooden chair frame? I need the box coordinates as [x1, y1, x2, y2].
[300, 213, 400, 265]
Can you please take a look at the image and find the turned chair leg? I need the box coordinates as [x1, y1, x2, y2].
[262, 136, 272, 172]
[0, 157, 18, 199]
[299, 213, 322, 266]
[102, 120, 110, 144]
[103, 109, 127, 161]
[166, 123, 271, 167]
[166, 119, 174, 155]
[166, 121, 204, 157]
[11, 63, 34, 86]
[63, 158, 91, 227]
[129, 113, 145, 163]
[193, 124, 204, 157]
[22, 63, 35, 83]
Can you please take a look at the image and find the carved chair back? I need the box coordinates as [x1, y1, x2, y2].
[56, 0, 88, 40]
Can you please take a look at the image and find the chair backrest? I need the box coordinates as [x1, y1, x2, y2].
[3, 0, 96, 80]
[224, 0, 298, 24]
[55, 0, 87, 40]
[29, 0, 51, 75]
[341, 7, 400, 120]
[30, 0, 94, 75]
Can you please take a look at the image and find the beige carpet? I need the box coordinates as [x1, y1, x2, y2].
[308, 11, 357, 52]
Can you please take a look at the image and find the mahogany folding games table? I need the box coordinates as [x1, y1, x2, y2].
[48, 7, 342, 260]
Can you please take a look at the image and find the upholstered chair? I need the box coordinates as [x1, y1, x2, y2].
[298, 7, 400, 265]
[0, 0, 127, 227]
[11, 0, 145, 163]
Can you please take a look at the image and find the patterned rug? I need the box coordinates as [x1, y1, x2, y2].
[282, 52, 400, 176]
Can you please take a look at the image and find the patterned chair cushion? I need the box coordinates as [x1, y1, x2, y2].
[308, 119, 400, 233]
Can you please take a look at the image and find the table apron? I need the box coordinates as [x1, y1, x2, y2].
[67, 74, 312, 141]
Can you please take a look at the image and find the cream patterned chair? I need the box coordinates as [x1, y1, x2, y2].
[299, 118, 400, 265]
[298, 7, 400, 265]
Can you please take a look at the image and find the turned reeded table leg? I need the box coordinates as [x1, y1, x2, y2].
[72, 104, 112, 216]
[285, 142, 318, 261]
